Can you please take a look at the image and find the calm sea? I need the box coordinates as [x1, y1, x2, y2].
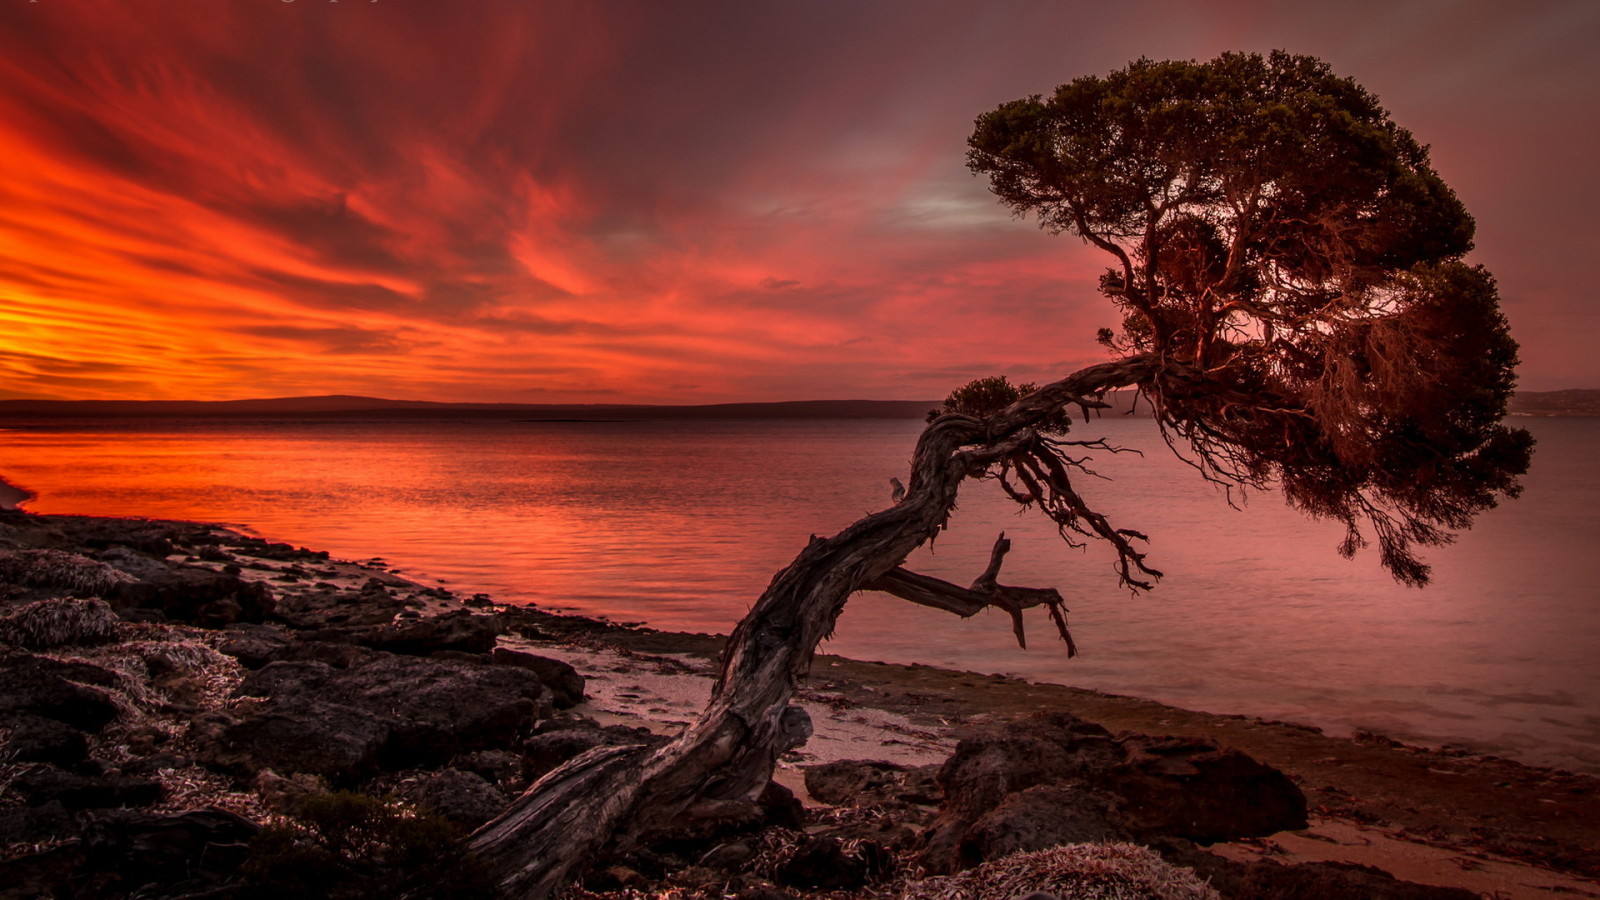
[3, 415, 1596, 773]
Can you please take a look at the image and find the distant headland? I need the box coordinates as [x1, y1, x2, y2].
[0, 388, 1592, 420]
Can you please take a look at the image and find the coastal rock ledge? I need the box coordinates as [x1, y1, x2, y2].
[0, 510, 1583, 899]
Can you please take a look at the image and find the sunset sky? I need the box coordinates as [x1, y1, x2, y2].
[1, 1, 1595, 404]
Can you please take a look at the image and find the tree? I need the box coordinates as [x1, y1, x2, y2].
[468, 51, 1532, 896]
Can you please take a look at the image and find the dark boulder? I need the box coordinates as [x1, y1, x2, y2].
[209, 652, 554, 777]
[937, 712, 1120, 819]
[214, 622, 296, 668]
[272, 582, 405, 629]
[360, 608, 502, 655]
[491, 647, 586, 708]
[49, 518, 184, 557]
[272, 638, 373, 668]
[522, 721, 665, 783]
[774, 835, 895, 891]
[394, 768, 508, 828]
[956, 782, 1125, 868]
[327, 654, 552, 766]
[201, 698, 392, 784]
[105, 557, 275, 626]
[803, 759, 941, 807]
[235, 659, 337, 698]
[1107, 736, 1308, 843]
[453, 749, 524, 787]
[0, 652, 122, 732]
[916, 712, 1307, 874]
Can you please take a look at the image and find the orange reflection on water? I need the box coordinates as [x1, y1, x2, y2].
[0, 418, 900, 628]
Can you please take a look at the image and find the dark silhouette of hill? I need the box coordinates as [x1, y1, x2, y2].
[9, 387, 1584, 421]
[0, 395, 940, 421]
[1508, 389, 1600, 416]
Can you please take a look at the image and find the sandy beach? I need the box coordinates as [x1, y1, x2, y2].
[1, 508, 1596, 899]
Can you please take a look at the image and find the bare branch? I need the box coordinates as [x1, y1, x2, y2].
[861, 533, 1077, 653]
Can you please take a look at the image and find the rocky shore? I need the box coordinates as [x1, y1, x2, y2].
[0, 510, 1594, 899]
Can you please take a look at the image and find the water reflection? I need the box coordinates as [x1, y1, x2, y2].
[3, 415, 1596, 772]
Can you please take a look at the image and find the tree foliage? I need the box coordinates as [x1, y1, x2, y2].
[930, 375, 1074, 435]
[966, 50, 1532, 584]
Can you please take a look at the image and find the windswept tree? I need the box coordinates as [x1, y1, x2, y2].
[470, 51, 1532, 896]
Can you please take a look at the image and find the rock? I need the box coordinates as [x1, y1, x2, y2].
[214, 622, 296, 667]
[78, 807, 260, 897]
[698, 840, 756, 870]
[201, 698, 392, 783]
[105, 557, 274, 625]
[917, 712, 1306, 874]
[957, 782, 1125, 867]
[272, 583, 405, 629]
[918, 713, 1119, 873]
[1107, 736, 1307, 843]
[222, 653, 553, 772]
[394, 768, 508, 828]
[49, 518, 184, 558]
[454, 749, 524, 786]
[10, 766, 165, 810]
[273, 638, 373, 668]
[329, 654, 552, 766]
[938, 712, 1120, 819]
[235, 659, 337, 698]
[0, 652, 122, 732]
[253, 769, 331, 813]
[774, 835, 894, 891]
[758, 779, 806, 830]
[522, 722, 665, 782]
[803, 759, 941, 807]
[359, 609, 502, 655]
[2, 712, 90, 764]
[491, 647, 586, 707]
[589, 865, 650, 891]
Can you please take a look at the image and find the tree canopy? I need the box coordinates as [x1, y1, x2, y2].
[967, 50, 1532, 585]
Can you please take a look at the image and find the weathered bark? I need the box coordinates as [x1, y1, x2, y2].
[468, 354, 1159, 898]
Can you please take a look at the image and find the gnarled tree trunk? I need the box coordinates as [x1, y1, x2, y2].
[468, 356, 1159, 898]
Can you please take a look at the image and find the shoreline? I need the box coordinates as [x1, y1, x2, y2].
[1, 510, 1596, 898]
